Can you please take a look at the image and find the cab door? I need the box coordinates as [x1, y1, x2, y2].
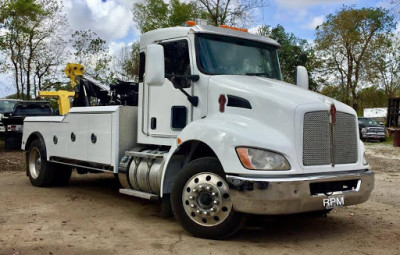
[144, 39, 193, 138]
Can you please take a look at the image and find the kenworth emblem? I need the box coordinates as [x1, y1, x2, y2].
[329, 104, 336, 166]
[330, 104, 336, 124]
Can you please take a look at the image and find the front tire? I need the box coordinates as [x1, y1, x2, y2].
[171, 157, 243, 239]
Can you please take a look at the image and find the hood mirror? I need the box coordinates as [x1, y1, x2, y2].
[295, 66, 309, 90]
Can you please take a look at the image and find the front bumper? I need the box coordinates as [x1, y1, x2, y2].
[361, 132, 385, 140]
[226, 169, 374, 215]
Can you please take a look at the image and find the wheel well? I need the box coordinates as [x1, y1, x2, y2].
[162, 140, 218, 194]
[25, 132, 44, 151]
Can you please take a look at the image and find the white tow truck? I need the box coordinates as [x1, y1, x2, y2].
[22, 22, 374, 239]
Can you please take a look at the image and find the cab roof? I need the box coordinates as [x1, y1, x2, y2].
[140, 25, 280, 50]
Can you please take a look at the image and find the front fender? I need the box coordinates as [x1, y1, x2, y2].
[160, 113, 297, 196]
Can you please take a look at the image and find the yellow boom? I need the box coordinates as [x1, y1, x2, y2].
[64, 63, 85, 87]
[38, 90, 75, 115]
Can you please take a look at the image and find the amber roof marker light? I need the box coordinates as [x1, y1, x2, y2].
[185, 20, 196, 26]
[219, 25, 248, 33]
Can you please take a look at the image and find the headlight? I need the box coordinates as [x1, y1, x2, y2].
[361, 128, 367, 133]
[236, 147, 291, 170]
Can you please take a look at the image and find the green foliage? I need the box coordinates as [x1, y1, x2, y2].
[0, 0, 68, 99]
[132, 0, 266, 33]
[70, 30, 112, 81]
[133, 0, 204, 33]
[0, 0, 46, 31]
[198, 0, 267, 26]
[357, 86, 387, 115]
[112, 41, 141, 81]
[5, 93, 21, 99]
[257, 24, 320, 91]
[123, 41, 140, 79]
[315, 7, 395, 110]
[320, 85, 342, 101]
[367, 33, 400, 98]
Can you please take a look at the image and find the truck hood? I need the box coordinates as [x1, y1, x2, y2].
[210, 75, 333, 108]
[208, 75, 356, 118]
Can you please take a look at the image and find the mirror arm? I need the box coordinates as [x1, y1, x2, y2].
[166, 74, 199, 107]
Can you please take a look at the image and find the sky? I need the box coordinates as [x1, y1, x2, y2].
[0, 0, 398, 97]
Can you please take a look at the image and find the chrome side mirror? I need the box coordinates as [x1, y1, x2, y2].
[145, 44, 165, 86]
[295, 66, 309, 90]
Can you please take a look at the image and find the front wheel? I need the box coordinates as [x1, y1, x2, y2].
[171, 157, 244, 239]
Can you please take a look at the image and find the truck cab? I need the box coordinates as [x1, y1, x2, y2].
[21, 24, 374, 239]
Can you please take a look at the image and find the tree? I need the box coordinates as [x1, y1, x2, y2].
[132, 0, 204, 33]
[315, 7, 395, 111]
[257, 24, 320, 91]
[389, 0, 400, 18]
[70, 30, 112, 82]
[357, 86, 388, 115]
[320, 85, 342, 101]
[113, 41, 140, 81]
[198, 0, 267, 26]
[132, 0, 267, 33]
[368, 34, 400, 98]
[0, 0, 68, 99]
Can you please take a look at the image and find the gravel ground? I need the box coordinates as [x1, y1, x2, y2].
[0, 143, 400, 255]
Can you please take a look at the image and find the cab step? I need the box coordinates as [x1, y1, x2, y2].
[119, 189, 159, 200]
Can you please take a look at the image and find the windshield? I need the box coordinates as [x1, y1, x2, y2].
[0, 100, 19, 113]
[359, 118, 379, 125]
[14, 105, 52, 116]
[196, 34, 282, 80]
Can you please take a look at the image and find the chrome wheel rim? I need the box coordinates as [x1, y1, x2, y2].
[182, 172, 232, 226]
[29, 148, 41, 179]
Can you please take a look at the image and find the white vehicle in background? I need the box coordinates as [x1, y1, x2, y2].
[0, 99, 22, 134]
[21, 22, 374, 239]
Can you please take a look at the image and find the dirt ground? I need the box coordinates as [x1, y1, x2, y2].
[1, 143, 400, 255]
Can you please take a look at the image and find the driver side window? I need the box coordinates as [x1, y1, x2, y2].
[161, 40, 191, 88]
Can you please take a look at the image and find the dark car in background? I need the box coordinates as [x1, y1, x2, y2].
[0, 99, 22, 136]
[358, 117, 386, 142]
[2, 101, 53, 149]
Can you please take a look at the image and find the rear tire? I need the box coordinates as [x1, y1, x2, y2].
[27, 139, 56, 187]
[171, 157, 244, 239]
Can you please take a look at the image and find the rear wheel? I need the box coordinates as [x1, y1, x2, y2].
[171, 157, 244, 239]
[27, 139, 56, 187]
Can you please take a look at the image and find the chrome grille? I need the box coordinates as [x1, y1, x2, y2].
[367, 127, 384, 133]
[303, 111, 331, 166]
[303, 111, 358, 166]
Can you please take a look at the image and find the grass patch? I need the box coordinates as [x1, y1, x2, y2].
[383, 134, 394, 145]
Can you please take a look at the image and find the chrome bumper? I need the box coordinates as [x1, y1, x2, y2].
[226, 169, 374, 215]
[361, 132, 385, 139]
